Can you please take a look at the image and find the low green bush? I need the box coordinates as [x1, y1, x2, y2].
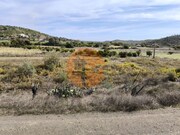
[127, 52, 132, 57]
[168, 52, 174, 55]
[119, 52, 127, 58]
[132, 52, 138, 57]
[136, 50, 141, 56]
[146, 51, 152, 57]
[44, 53, 60, 71]
[16, 62, 36, 78]
[53, 71, 67, 83]
[98, 50, 117, 57]
[47, 84, 82, 98]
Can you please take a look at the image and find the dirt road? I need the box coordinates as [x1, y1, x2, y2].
[0, 108, 180, 135]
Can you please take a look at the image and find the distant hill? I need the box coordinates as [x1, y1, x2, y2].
[0, 25, 75, 44]
[0, 25, 51, 41]
[0, 25, 180, 47]
[112, 35, 180, 47]
[142, 35, 180, 47]
[110, 40, 146, 45]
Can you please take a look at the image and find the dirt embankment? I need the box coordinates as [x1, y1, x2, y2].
[0, 108, 180, 135]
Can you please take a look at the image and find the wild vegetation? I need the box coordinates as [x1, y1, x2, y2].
[0, 46, 179, 115]
[0, 26, 180, 115]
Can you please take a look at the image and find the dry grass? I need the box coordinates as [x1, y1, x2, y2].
[157, 91, 180, 106]
[0, 47, 43, 57]
[155, 53, 180, 59]
[0, 85, 180, 115]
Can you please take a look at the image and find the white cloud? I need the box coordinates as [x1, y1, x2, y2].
[1, 0, 180, 40]
[150, 0, 180, 5]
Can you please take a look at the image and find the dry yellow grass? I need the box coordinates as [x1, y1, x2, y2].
[0, 47, 43, 57]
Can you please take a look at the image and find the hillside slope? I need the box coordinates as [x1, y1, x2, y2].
[142, 35, 180, 47]
[0, 25, 50, 41]
[0, 25, 180, 47]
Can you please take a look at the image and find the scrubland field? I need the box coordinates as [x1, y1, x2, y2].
[0, 46, 179, 116]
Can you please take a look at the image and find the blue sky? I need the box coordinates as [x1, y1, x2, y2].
[1, 0, 180, 41]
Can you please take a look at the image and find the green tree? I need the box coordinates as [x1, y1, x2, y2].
[11, 38, 31, 47]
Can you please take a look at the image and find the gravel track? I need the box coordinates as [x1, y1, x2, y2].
[0, 108, 180, 135]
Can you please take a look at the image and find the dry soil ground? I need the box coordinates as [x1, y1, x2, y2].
[0, 108, 180, 135]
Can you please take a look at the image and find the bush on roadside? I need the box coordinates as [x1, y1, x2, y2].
[47, 84, 82, 98]
[157, 91, 180, 106]
[91, 94, 158, 112]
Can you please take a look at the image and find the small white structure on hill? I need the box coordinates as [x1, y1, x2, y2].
[18, 34, 29, 38]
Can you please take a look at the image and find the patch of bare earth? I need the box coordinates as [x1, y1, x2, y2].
[0, 108, 179, 135]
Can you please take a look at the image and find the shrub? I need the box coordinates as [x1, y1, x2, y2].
[44, 47, 53, 52]
[166, 73, 177, 82]
[47, 84, 82, 98]
[109, 51, 117, 57]
[123, 45, 129, 49]
[175, 68, 180, 73]
[77, 48, 98, 56]
[157, 91, 180, 106]
[146, 51, 152, 57]
[104, 59, 108, 62]
[40, 70, 49, 76]
[119, 52, 127, 58]
[65, 42, 74, 48]
[98, 50, 117, 57]
[16, 62, 36, 78]
[61, 49, 69, 53]
[98, 50, 105, 57]
[173, 46, 180, 50]
[136, 50, 141, 56]
[55, 48, 61, 52]
[0, 68, 6, 74]
[132, 52, 138, 57]
[127, 52, 132, 57]
[54, 71, 67, 83]
[69, 49, 75, 53]
[98, 50, 108, 57]
[0, 42, 10, 47]
[168, 52, 174, 55]
[91, 94, 157, 112]
[44, 53, 60, 71]
[10, 38, 31, 47]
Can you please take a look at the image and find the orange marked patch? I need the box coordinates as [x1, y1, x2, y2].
[66, 48, 105, 88]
